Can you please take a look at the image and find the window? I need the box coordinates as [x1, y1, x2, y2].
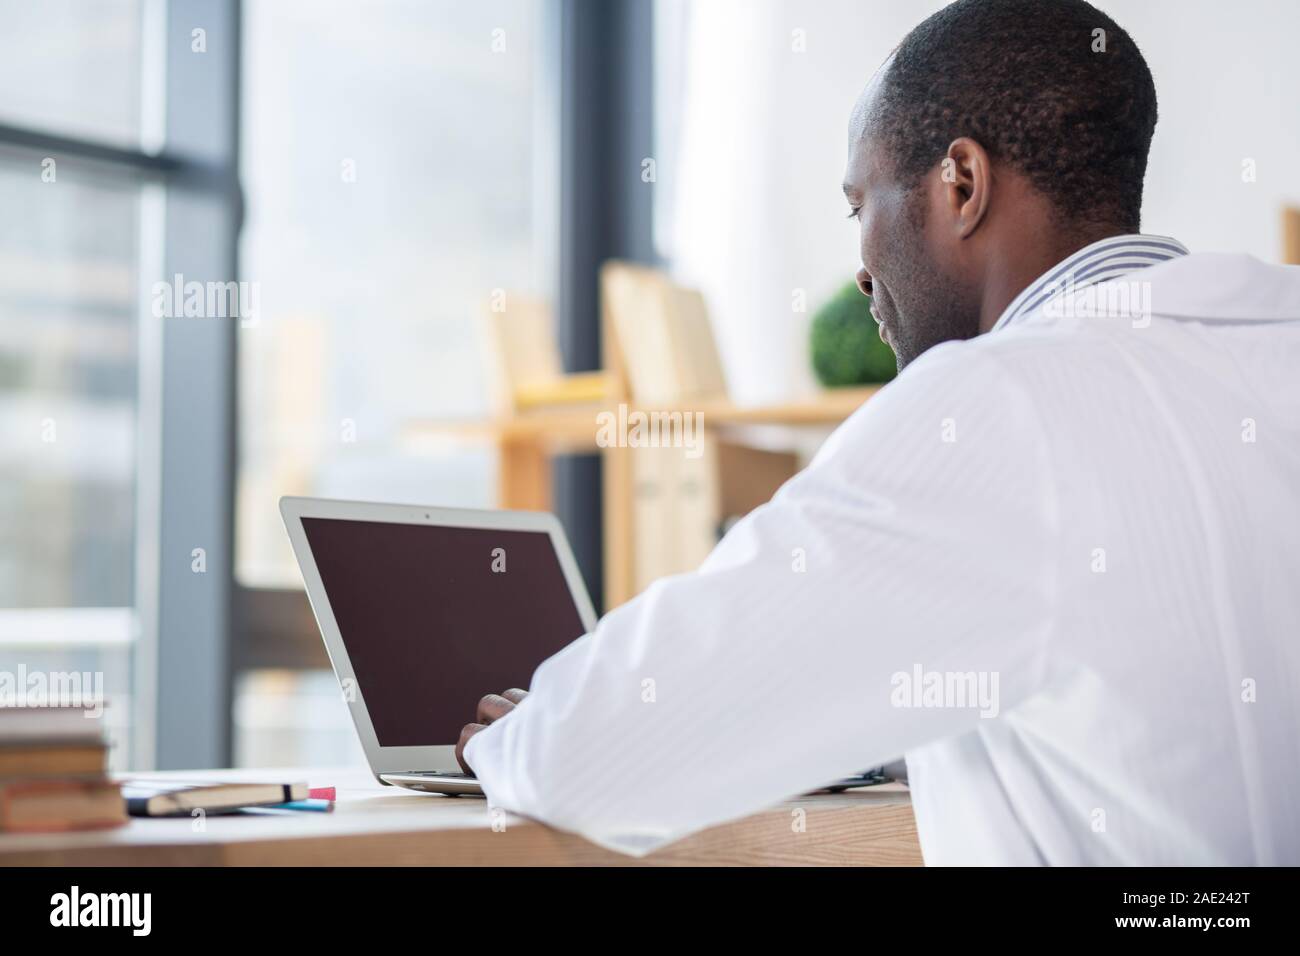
[0, 0, 152, 767]
[234, 0, 559, 765]
[238, 0, 556, 585]
[1, 0, 241, 770]
[0, 0, 146, 147]
[0, 166, 140, 612]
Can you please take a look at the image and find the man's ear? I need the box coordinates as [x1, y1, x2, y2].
[940, 137, 991, 239]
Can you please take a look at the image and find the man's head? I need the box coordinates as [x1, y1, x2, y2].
[843, 0, 1158, 368]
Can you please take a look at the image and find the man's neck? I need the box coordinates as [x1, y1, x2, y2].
[976, 225, 1131, 333]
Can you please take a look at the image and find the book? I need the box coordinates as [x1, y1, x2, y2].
[0, 778, 127, 833]
[631, 438, 720, 592]
[121, 780, 310, 817]
[664, 284, 728, 400]
[602, 264, 683, 404]
[0, 704, 107, 742]
[482, 297, 565, 415]
[513, 371, 612, 410]
[0, 705, 122, 833]
[0, 740, 107, 777]
[241, 798, 334, 814]
[601, 262, 728, 406]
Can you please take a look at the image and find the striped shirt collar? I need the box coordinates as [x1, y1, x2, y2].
[992, 233, 1190, 331]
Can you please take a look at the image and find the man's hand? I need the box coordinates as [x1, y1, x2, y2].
[456, 688, 528, 774]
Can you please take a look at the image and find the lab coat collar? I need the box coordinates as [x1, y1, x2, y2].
[1128, 251, 1300, 323]
[993, 234, 1190, 331]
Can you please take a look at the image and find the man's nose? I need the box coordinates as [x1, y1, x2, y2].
[855, 267, 873, 297]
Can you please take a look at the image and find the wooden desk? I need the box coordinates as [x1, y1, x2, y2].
[0, 767, 922, 866]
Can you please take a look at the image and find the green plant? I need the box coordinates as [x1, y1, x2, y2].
[809, 281, 897, 386]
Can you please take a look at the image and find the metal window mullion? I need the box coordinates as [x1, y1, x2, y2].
[150, 0, 241, 770]
[553, 0, 657, 613]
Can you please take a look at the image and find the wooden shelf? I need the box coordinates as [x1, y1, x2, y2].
[404, 385, 880, 447]
[403, 384, 881, 610]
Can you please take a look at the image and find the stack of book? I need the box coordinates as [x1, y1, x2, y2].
[0, 705, 126, 833]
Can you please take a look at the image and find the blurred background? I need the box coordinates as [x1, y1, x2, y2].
[2, 0, 1297, 772]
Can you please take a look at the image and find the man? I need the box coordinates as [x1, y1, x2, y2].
[458, 0, 1300, 864]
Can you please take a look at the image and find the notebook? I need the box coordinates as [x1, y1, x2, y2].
[121, 780, 309, 817]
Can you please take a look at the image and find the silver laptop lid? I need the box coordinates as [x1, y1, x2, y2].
[280, 497, 597, 777]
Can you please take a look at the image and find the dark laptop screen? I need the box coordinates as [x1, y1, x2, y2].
[301, 517, 587, 747]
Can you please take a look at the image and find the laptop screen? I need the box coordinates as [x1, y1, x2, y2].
[301, 517, 587, 747]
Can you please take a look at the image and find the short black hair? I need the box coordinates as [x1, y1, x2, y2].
[875, 0, 1157, 231]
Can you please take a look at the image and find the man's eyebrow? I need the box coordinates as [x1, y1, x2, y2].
[842, 183, 856, 196]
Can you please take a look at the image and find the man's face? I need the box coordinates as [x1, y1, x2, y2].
[842, 80, 981, 370]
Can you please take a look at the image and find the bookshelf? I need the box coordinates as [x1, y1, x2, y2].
[405, 260, 884, 609]
[405, 386, 879, 609]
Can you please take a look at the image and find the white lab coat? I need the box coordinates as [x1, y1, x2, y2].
[466, 245, 1300, 864]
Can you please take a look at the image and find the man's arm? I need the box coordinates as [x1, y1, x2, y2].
[463, 344, 1057, 855]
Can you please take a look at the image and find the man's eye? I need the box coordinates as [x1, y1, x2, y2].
[845, 205, 862, 220]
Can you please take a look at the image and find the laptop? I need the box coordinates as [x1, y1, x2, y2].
[280, 496, 598, 796]
[281, 495, 894, 797]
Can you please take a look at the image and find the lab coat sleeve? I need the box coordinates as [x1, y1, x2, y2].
[464, 342, 1058, 855]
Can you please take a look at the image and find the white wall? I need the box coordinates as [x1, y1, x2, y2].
[658, 0, 1300, 404]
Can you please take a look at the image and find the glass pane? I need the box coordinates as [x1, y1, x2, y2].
[234, 670, 367, 769]
[0, 0, 144, 147]
[0, 160, 139, 609]
[237, 0, 554, 587]
[0, 159, 141, 770]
